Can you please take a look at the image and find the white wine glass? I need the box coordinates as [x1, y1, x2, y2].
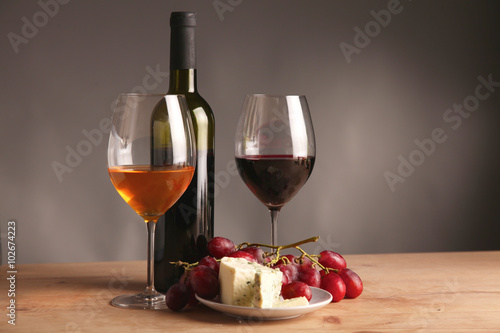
[107, 93, 196, 309]
[235, 94, 316, 246]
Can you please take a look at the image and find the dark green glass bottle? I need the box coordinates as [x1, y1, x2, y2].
[153, 12, 215, 293]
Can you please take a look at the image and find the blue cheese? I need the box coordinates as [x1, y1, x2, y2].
[219, 257, 283, 308]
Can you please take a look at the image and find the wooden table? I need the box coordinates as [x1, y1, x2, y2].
[2, 251, 500, 332]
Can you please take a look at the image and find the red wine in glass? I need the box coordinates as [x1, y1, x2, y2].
[235, 155, 315, 209]
[235, 94, 316, 246]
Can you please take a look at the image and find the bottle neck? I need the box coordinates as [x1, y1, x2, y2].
[168, 69, 197, 93]
[169, 22, 196, 69]
[169, 17, 197, 94]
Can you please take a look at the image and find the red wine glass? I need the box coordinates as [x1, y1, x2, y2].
[107, 94, 196, 309]
[235, 94, 316, 246]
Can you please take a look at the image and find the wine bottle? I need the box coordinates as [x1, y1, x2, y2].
[153, 12, 215, 293]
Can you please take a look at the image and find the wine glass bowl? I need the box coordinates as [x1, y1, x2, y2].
[235, 94, 316, 246]
[107, 93, 196, 309]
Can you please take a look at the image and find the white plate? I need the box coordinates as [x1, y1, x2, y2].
[196, 287, 332, 320]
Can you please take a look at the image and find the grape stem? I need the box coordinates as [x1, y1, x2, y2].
[238, 236, 319, 251]
[169, 260, 198, 270]
[294, 246, 335, 273]
[238, 236, 336, 274]
[171, 236, 337, 275]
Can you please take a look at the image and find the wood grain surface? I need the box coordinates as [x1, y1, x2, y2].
[2, 251, 499, 332]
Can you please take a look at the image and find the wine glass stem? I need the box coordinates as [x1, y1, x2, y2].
[269, 208, 280, 246]
[145, 220, 157, 296]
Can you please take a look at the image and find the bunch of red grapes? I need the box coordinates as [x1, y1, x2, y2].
[166, 236, 363, 311]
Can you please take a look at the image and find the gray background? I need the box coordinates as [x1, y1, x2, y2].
[1, 0, 499, 264]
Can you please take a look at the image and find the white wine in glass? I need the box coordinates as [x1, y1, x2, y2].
[107, 93, 196, 309]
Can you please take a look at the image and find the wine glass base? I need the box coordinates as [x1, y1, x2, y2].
[111, 292, 167, 310]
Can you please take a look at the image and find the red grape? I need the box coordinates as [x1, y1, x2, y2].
[338, 268, 363, 299]
[226, 250, 258, 263]
[319, 250, 347, 270]
[240, 246, 265, 264]
[319, 269, 328, 278]
[276, 264, 292, 286]
[275, 255, 300, 282]
[281, 254, 297, 264]
[280, 269, 291, 286]
[199, 256, 220, 274]
[297, 256, 313, 273]
[299, 268, 321, 288]
[182, 272, 199, 306]
[208, 236, 236, 259]
[186, 286, 199, 306]
[320, 272, 346, 302]
[190, 264, 218, 279]
[277, 262, 299, 282]
[166, 283, 191, 311]
[189, 267, 219, 300]
[281, 281, 312, 301]
[289, 264, 300, 282]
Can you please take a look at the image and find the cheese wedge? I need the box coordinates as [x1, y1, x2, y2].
[273, 296, 309, 308]
[219, 257, 283, 308]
